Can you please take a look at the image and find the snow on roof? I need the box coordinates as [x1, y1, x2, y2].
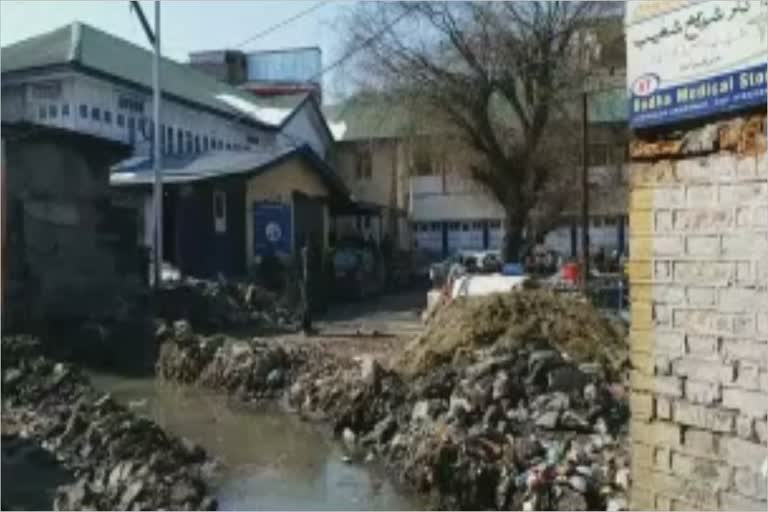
[214, 93, 294, 126]
[328, 120, 348, 140]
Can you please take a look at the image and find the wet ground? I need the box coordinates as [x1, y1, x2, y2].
[316, 287, 426, 336]
[88, 373, 424, 511]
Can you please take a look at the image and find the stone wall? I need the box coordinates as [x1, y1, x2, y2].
[2, 124, 151, 369]
[628, 110, 768, 510]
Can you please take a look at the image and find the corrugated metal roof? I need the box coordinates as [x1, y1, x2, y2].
[325, 87, 627, 142]
[1, 23, 308, 128]
[110, 144, 349, 197]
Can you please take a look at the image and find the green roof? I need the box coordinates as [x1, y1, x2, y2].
[325, 87, 627, 142]
[323, 97, 425, 141]
[1, 22, 308, 128]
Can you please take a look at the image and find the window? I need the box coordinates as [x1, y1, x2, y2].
[79, 104, 88, 118]
[61, 104, 70, 116]
[39, 106, 47, 120]
[117, 113, 125, 127]
[195, 135, 200, 153]
[90, 107, 101, 121]
[247, 135, 260, 145]
[139, 118, 146, 132]
[213, 190, 226, 233]
[128, 117, 136, 145]
[104, 110, 112, 124]
[166, 126, 174, 154]
[48, 104, 58, 118]
[186, 131, 193, 153]
[363, 216, 372, 229]
[160, 124, 166, 153]
[489, 220, 501, 229]
[226, 143, 232, 150]
[413, 146, 433, 176]
[177, 131, 184, 154]
[604, 216, 617, 226]
[461, 223, 470, 232]
[356, 147, 372, 180]
[431, 222, 441, 232]
[203, 136, 209, 152]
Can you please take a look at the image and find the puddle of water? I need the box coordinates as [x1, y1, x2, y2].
[88, 373, 424, 511]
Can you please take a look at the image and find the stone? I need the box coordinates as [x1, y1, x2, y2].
[568, 474, 588, 493]
[119, 480, 144, 510]
[356, 355, 381, 387]
[266, 368, 284, 388]
[535, 410, 560, 429]
[342, 427, 357, 449]
[492, 371, 511, 401]
[548, 366, 589, 392]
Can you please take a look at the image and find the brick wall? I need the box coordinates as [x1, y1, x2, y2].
[628, 111, 767, 511]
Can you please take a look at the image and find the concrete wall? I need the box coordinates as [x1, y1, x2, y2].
[628, 111, 768, 510]
[245, 156, 329, 266]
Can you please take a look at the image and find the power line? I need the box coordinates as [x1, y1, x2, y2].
[233, 1, 331, 49]
[307, 9, 410, 82]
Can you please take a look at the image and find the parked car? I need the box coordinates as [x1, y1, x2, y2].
[331, 246, 384, 299]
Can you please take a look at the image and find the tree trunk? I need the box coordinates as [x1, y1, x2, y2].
[502, 207, 526, 263]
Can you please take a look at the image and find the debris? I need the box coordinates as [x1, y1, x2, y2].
[1, 336, 216, 511]
[396, 290, 626, 376]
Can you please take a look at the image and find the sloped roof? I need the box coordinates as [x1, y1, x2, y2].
[110, 144, 349, 197]
[323, 97, 429, 141]
[325, 87, 627, 142]
[1, 23, 307, 128]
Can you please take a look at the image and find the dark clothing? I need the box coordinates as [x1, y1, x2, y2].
[300, 244, 314, 333]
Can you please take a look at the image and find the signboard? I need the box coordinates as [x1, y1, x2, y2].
[627, 0, 768, 127]
[252, 202, 292, 257]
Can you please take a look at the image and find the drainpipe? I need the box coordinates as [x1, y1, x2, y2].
[152, 1, 162, 288]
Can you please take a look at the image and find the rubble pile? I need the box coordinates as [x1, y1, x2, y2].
[397, 289, 627, 376]
[157, 321, 306, 401]
[155, 291, 630, 510]
[154, 277, 296, 332]
[1, 336, 217, 511]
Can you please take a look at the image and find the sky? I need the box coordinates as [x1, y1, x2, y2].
[0, 0, 355, 102]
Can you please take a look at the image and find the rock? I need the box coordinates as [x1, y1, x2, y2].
[3, 367, 22, 386]
[170, 480, 199, 504]
[355, 355, 381, 387]
[583, 383, 598, 402]
[483, 405, 502, 426]
[266, 368, 284, 388]
[614, 467, 630, 490]
[568, 474, 588, 493]
[560, 410, 591, 431]
[119, 480, 144, 510]
[607, 496, 628, 512]
[342, 427, 357, 449]
[172, 320, 193, 340]
[492, 371, 511, 401]
[363, 416, 397, 445]
[411, 400, 432, 423]
[547, 365, 588, 392]
[535, 410, 560, 429]
[448, 394, 472, 417]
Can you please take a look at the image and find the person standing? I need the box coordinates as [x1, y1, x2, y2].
[300, 238, 315, 335]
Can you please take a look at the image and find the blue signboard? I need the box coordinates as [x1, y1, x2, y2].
[626, 0, 767, 128]
[630, 64, 767, 128]
[253, 202, 292, 257]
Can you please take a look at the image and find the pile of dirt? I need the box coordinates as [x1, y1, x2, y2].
[397, 290, 627, 376]
[2, 336, 217, 511]
[154, 277, 296, 332]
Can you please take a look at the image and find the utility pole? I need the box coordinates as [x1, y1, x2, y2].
[581, 91, 590, 291]
[152, 1, 162, 288]
[131, 0, 162, 287]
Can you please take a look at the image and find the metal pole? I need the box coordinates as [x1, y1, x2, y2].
[152, 0, 162, 288]
[581, 91, 590, 291]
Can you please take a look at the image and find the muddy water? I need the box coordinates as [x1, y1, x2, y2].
[88, 373, 423, 511]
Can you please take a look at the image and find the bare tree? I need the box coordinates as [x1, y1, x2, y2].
[340, 1, 616, 261]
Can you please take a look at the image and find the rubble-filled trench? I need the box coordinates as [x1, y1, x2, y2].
[156, 289, 632, 511]
[1, 336, 217, 511]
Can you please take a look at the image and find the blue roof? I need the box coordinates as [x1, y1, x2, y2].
[111, 144, 349, 197]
